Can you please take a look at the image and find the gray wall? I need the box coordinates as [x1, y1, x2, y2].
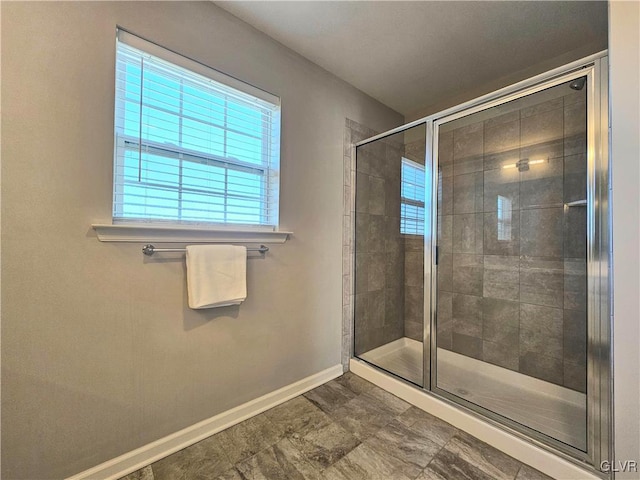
[610, 2, 640, 477]
[0, 2, 402, 478]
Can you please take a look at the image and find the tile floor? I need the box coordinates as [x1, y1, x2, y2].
[120, 373, 553, 480]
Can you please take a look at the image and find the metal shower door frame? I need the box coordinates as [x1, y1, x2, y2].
[424, 53, 611, 474]
[353, 50, 611, 477]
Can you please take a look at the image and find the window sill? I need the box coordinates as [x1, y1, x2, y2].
[92, 223, 292, 244]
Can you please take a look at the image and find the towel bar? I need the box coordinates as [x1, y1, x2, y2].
[142, 244, 269, 256]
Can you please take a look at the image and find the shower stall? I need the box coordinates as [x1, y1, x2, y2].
[351, 53, 611, 474]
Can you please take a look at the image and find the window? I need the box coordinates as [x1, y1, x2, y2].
[400, 158, 425, 235]
[113, 30, 281, 228]
[497, 195, 513, 241]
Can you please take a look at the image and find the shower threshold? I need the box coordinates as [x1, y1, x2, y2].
[358, 337, 586, 450]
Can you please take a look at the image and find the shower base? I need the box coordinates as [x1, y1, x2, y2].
[359, 337, 423, 385]
[358, 337, 586, 450]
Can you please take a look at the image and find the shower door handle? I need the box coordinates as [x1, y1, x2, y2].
[435, 245, 439, 265]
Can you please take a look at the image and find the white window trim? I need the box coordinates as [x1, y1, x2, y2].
[94, 29, 291, 243]
[92, 223, 292, 243]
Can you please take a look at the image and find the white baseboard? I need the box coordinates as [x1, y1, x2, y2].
[350, 359, 599, 480]
[66, 364, 343, 480]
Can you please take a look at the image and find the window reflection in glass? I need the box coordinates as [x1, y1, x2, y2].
[497, 195, 512, 241]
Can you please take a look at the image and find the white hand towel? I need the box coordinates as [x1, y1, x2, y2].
[185, 245, 247, 309]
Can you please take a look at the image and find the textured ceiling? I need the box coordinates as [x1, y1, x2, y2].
[216, 1, 608, 116]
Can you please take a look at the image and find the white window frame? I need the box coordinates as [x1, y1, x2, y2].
[94, 29, 290, 243]
[400, 157, 426, 236]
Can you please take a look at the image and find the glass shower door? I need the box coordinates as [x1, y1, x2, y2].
[354, 124, 428, 387]
[433, 76, 589, 451]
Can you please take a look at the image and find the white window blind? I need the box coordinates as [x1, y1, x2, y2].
[113, 30, 281, 228]
[401, 158, 425, 235]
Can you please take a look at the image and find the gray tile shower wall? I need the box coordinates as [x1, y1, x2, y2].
[345, 119, 406, 358]
[343, 120, 375, 370]
[438, 87, 588, 393]
[344, 120, 375, 370]
[404, 236, 424, 341]
[345, 120, 429, 358]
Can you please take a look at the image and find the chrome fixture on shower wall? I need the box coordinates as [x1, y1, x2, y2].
[501, 157, 549, 172]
